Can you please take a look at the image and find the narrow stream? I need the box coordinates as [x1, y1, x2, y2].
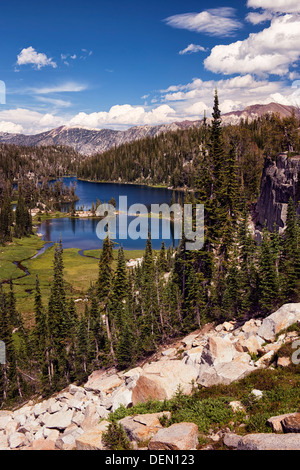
[1, 242, 54, 285]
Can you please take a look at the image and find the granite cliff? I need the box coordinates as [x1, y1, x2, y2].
[255, 153, 300, 233]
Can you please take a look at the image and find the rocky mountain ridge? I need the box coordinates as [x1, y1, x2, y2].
[0, 103, 298, 156]
[0, 302, 299, 450]
[0, 121, 202, 156]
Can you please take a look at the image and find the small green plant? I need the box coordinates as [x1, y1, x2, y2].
[158, 413, 171, 427]
[102, 422, 133, 450]
[250, 352, 259, 362]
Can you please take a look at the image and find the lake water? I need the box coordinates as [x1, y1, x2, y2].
[38, 178, 181, 250]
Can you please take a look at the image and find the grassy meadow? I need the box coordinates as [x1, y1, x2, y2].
[0, 234, 146, 328]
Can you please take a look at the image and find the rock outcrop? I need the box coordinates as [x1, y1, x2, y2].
[255, 153, 300, 233]
[224, 433, 300, 451]
[0, 302, 299, 450]
[148, 423, 199, 450]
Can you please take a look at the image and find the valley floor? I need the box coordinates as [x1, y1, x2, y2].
[0, 232, 145, 327]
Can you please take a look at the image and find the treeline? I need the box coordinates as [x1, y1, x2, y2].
[78, 107, 300, 203]
[0, 143, 81, 182]
[0, 179, 79, 244]
[0, 143, 83, 243]
[0, 188, 32, 243]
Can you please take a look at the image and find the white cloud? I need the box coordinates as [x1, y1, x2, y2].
[35, 96, 72, 108]
[159, 74, 300, 119]
[69, 104, 176, 129]
[0, 121, 24, 134]
[204, 14, 300, 77]
[17, 47, 57, 69]
[4, 71, 300, 136]
[184, 102, 209, 116]
[0, 108, 65, 134]
[31, 82, 87, 94]
[164, 7, 243, 37]
[246, 11, 273, 24]
[179, 44, 207, 55]
[61, 53, 77, 63]
[247, 0, 300, 13]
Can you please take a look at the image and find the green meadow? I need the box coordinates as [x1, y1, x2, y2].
[0, 234, 146, 327]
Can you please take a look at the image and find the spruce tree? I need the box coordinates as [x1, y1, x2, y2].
[139, 237, 160, 354]
[14, 189, 32, 239]
[47, 241, 68, 391]
[0, 190, 13, 244]
[281, 198, 300, 300]
[258, 228, 280, 314]
[97, 237, 115, 359]
[115, 308, 135, 370]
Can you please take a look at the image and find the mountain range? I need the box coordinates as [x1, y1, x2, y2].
[0, 102, 298, 156]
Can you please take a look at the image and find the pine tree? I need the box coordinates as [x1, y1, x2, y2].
[281, 198, 300, 300]
[33, 275, 50, 394]
[210, 89, 224, 189]
[98, 237, 113, 301]
[115, 308, 135, 370]
[75, 313, 89, 382]
[182, 260, 206, 331]
[258, 228, 280, 314]
[237, 204, 259, 315]
[47, 240, 68, 391]
[158, 242, 168, 273]
[0, 189, 13, 244]
[139, 237, 160, 354]
[97, 237, 115, 359]
[14, 189, 32, 238]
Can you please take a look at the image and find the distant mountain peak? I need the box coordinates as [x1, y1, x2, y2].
[0, 104, 297, 156]
[221, 102, 299, 125]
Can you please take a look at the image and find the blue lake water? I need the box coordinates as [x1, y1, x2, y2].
[38, 178, 181, 250]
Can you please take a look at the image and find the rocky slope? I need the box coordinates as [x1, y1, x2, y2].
[0, 121, 202, 156]
[254, 153, 300, 233]
[0, 302, 300, 450]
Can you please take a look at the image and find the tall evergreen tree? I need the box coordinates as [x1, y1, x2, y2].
[47, 240, 68, 391]
[258, 228, 280, 314]
[281, 198, 300, 300]
[14, 189, 32, 238]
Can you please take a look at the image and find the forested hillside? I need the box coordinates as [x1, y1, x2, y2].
[1, 92, 300, 409]
[0, 144, 81, 244]
[78, 106, 300, 203]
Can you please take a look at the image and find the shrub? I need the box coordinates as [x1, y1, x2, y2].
[102, 422, 132, 450]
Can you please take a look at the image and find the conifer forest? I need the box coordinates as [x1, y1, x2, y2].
[1, 91, 300, 408]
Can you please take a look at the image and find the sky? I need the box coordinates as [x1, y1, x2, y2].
[1, 0, 300, 134]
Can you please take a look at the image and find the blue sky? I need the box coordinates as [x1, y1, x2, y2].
[1, 0, 300, 133]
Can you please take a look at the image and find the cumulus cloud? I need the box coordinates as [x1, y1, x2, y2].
[4, 71, 300, 135]
[17, 47, 57, 69]
[247, 0, 300, 13]
[0, 108, 65, 135]
[69, 104, 176, 129]
[179, 44, 207, 55]
[0, 121, 24, 134]
[160, 74, 300, 117]
[164, 7, 243, 37]
[204, 14, 300, 77]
